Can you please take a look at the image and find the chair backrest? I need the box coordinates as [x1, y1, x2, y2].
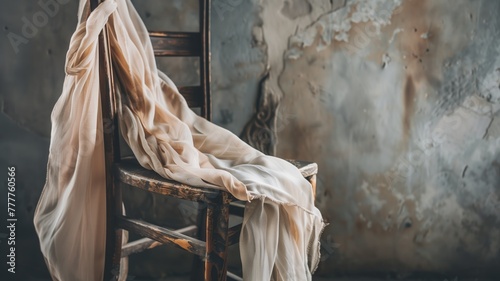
[148, 1, 212, 120]
[90, 0, 212, 154]
[88, 0, 211, 279]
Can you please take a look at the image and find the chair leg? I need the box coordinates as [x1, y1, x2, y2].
[205, 193, 231, 280]
[103, 229, 123, 281]
[103, 181, 123, 281]
[191, 203, 207, 281]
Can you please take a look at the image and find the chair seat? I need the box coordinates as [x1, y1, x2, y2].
[115, 157, 318, 203]
[115, 156, 318, 264]
[115, 157, 224, 203]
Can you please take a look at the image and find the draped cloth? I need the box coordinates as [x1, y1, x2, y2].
[33, 0, 325, 280]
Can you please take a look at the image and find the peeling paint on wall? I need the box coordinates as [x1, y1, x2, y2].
[286, 0, 402, 57]
[267, 0, 500, 275]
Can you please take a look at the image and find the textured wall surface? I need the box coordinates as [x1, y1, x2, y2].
[1, 1, 80, 279]
[1, 0, 499, 279]
[270, 0, 500, 276]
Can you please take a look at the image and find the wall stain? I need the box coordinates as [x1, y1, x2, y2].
[403, 76, 416, 141]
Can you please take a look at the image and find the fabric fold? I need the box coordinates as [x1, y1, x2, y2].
[34, 0, 325, 280]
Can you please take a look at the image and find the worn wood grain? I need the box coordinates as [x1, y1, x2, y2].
[117, 216, 207, 257]
[150, 31, 201, 57]
[204, 193, 230, 280]
[121, 225, 197, 257]
[191, 203, 208, 281]
[115, 158, 226, 203]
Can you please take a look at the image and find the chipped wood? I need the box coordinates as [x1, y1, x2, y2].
[115, 158, 225, 203]
[117, 216, 207, 257]
[204, 193, 231, 280]
[121, 225, 197, 257]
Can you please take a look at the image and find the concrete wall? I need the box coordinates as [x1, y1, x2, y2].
[1, 0, 499, 279]
[271, 0, 500, 276]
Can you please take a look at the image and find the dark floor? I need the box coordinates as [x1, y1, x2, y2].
[111, 271, 498, 281]
[24, 275, 498, 281]
[98, 277, 496, 281]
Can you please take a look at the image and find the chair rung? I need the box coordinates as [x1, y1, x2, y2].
[150, 31, 201, 56]
[229, 201, 245, 217]
[117, 216, 206, 257]
[179, 86, 204, 108]
[121, 225, 197, 257]
[227, 224, 242, 246]
[227, 271, 243, 281]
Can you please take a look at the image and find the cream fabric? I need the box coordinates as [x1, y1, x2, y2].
[33, 0, 325, 280]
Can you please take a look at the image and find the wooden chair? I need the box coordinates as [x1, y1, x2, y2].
[89, 0, 318, 280]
